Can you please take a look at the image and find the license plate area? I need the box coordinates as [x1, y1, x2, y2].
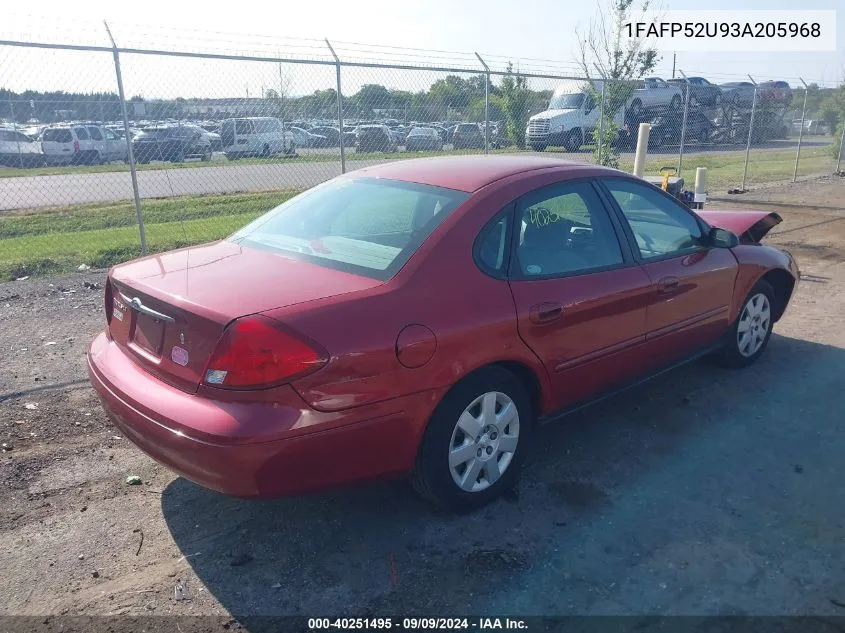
[131, 312, 166, 357]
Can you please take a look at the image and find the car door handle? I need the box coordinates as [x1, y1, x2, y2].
[657, 276, 680, 294]
[529, 302, 563, 324]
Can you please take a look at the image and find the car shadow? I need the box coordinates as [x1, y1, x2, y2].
[161, 333, 845, 622]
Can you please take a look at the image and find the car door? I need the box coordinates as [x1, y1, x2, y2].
[599, 177, 738, 368]
[506, 179, 654, 412]
[86, 126, 108, 159]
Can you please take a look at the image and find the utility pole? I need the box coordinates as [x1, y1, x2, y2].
[671, 53, 676, 79]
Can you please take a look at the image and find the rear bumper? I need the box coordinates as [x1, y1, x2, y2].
[88, 332, 439, 498]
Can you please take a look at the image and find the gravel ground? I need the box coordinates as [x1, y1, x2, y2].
[1, 175, 844, 625]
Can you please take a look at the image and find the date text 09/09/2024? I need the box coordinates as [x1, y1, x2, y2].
[307, 618, 529, 630]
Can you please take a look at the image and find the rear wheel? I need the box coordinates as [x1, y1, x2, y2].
[717, 280, 775, 368]
[530, 143, 547, 152]
[411, 366, 533, 511]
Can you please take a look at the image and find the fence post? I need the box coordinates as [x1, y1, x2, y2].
[475, 53, 490, 154]
[677, 70, 691, 178]
[325, 39, 346, 174]
[104, 21, 147, 255]
[793, 77, 809, 182]
[740, 75, 758, 192]
[596, 77, 606, 165]
[8, 97, 23, 169]
[837, 123, 845, 175]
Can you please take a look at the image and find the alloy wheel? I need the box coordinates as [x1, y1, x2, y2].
[737, 293, 771, 357]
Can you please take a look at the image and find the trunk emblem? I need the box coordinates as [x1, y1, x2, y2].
[171, 346, 189, 367]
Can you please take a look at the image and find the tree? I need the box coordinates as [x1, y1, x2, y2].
[576, 0, 660, 167]
[354, 84, 393, 114]
[496, 63, 531, 148]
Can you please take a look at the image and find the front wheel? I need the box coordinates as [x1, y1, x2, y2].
[717, 280, 775, 368]
[411, 366, 532, 512]
[563, 128, 583, 152]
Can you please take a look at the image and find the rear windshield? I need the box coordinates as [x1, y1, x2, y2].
[230, 178, 470, 281]
[358, 127, 384, 137]
[42, 128, 73, 142]
[457, 124, 479, 132]
[138, 128, 170, 139]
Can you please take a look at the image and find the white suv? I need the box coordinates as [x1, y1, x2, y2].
[40, 124, 127, 165]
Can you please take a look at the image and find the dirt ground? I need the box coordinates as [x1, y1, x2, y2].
[1, 175, 844, 625]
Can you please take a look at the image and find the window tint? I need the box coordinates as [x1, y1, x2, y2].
[0, 131, 16, 141]
[230, 178, 469, 281]
[235, 120, 254, 134]
[103, 129, 116, 140]
[43, 129, 73, 143]
[515, 181, 623, 277]
[603, 179, 704, 259]
[73, 127, 89, 140]
[87, 126, 103, 141]
[477, 215, 510, 275]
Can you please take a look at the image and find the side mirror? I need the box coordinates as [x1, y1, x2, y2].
[709, 227, 739, 248]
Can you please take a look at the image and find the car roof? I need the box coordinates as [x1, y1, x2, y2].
[350, 155, 616, 193]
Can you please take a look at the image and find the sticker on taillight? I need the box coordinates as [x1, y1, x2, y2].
[113, 308, 124, 322]
[170, 346, 189, 366]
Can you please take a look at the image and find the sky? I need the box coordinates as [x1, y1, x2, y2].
[0, 0, 842, 100]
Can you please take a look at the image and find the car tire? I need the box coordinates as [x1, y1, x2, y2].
[411, 366, 533, 512]
[201, 149, 212, 162]
[717, 280, 776, 369]
[563, 128, 583, 152]
[530, 143, 547, 152]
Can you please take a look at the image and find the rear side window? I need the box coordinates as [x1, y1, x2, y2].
[235, 120, 255, 134]
[43, 129, 73, 143]
[230, 178, 469, 281]
[476, 214, 510, 277]
[73, 127, 89, 140]
[87, 126, 103, 141]
[254, 119, 281, 133]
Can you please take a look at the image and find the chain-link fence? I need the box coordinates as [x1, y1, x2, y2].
[0, 25, 841, 281]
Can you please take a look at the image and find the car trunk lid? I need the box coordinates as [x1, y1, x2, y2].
[697, 210, 782, 244]
[107, 240, 382, 393]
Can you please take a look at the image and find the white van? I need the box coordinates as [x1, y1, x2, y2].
[526, 82, 625, 152]
[220, 117, 294, 159]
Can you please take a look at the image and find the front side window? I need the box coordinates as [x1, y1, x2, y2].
[515, 181, 624, 277]
[602, 178, 704, 259]
[230, 178, 469, 281]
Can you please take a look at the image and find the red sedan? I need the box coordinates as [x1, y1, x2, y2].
[88, 156, 799, 510]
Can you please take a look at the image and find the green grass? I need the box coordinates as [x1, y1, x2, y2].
[0, 190, 299, 281]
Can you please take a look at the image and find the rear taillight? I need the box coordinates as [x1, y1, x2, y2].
[104, 278, 113, 325]
[203, 315, 326, 389]
[73, 140, 80, 152]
